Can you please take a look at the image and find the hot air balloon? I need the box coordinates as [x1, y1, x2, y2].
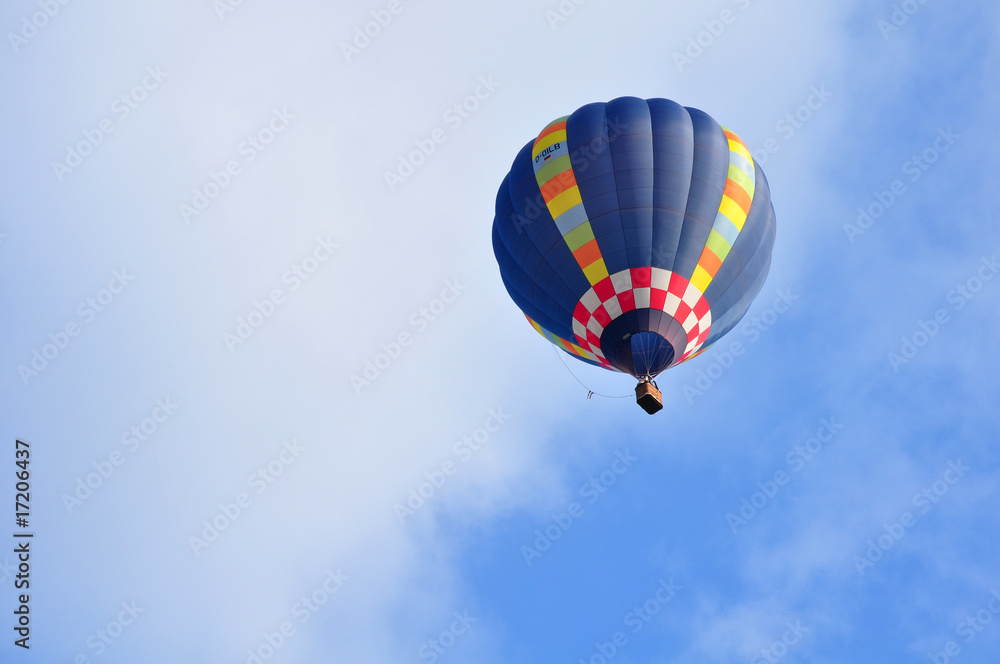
[492, 97, 776, 414]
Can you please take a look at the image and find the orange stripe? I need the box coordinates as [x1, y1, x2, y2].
[539, 170, 577, 202]
[573, 239, 602, 267]
[723, 180, 752, 214]
[722, 129, 740, 143]
[697, 247, 723, 277]
[535, 121, 567, 145]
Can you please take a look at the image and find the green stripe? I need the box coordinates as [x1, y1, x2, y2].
[535, 154, 572, 184]
[705, 230, 731, 262]
[727, 164, 754, 195]
[564, 222, 595, 251]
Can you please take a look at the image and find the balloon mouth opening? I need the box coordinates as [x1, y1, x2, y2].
[607, 330, 676, 378]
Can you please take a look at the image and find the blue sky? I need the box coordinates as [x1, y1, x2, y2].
[2, 0, 999, 662]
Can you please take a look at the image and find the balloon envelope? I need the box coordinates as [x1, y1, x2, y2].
[492, 97, 777, 378]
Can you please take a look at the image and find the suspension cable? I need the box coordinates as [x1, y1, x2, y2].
[550, 345, 633, 399]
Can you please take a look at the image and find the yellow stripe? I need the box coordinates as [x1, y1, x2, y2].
[582, 259, 609, 285]
[570, 344, 602, 363]
[547, 187, 583, 218]
[532, 130, 567, 158]
[718, 195, 748, 230]
[690, 265, 712, 293]
[526, 313, 603, 364]
[727, 137, 752, 165]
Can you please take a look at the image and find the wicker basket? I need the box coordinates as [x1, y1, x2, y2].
[635, 381, 663, 414]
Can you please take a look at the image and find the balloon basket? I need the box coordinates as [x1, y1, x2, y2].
[635, 380, 663, 415]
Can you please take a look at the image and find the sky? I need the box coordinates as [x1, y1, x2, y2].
[1, 0, 999, 662]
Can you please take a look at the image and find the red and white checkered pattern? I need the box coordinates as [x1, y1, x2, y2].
[571, 267, 713, 366]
